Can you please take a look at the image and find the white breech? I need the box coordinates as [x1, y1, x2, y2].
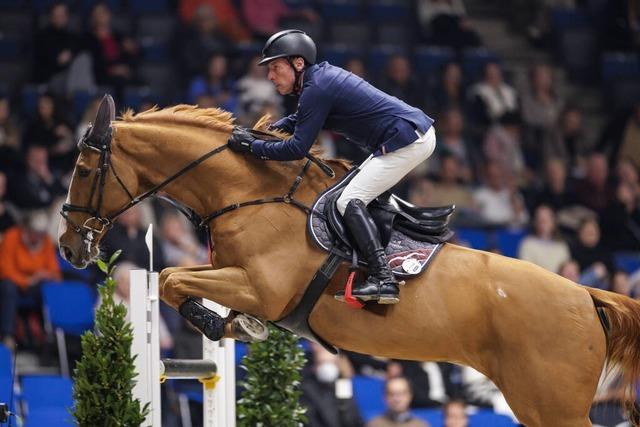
[336, 126, 437, 215]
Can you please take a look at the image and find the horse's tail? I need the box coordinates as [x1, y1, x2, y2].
[586, 286, 640, 420]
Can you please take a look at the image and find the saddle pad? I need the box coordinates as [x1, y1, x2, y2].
[308, 187, 442, 278]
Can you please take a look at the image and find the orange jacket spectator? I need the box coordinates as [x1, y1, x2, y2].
[0, 225, 61, 290]
[179, 0, 251, 41]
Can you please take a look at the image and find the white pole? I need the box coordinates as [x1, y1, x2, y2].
[202, 299, 236, 427]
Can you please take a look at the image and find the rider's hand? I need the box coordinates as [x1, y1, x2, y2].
[228, 127, 256, 154]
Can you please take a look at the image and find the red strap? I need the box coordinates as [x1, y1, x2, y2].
[345, 271, 364, 309]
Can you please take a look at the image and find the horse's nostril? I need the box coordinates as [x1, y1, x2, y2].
[62, 246, 73, 261]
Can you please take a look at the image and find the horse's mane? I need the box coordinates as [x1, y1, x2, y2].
[119, 106, 351, 170]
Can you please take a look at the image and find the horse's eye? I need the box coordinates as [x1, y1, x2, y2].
[78, 168, 91, 178]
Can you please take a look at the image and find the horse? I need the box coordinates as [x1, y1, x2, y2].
[58, 95, 640, 427]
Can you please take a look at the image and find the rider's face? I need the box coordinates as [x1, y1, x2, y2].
[267, 58, 296, 95]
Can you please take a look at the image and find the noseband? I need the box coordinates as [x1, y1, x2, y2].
[60, 125, 335, 248]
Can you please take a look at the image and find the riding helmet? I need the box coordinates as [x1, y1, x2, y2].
[258, 29, 317, 66]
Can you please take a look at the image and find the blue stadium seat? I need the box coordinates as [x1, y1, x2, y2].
[614, 252, 640, 275]
[414, 46, 455, 76]
[551, 8, 590, 31]
[455, 228, 489, 250]
[376, 23, 411, 45]
[469, 410, 517, 426]
[413, 408, 444, 427]
[129, 0, 168, 13]
[321, 44, 362, 68]
[601, 53, 640, 83]
[558, 28, 598, 82]
[279, 18, 324, 42]
[462, 48, 500, 82]
[367, 45, 407, 74]
[21, 375, 73, 412]
[25, 407, 74, 427]
[41, 281, 96, 336]
[123, 86, 152, 111]
[368, 0, 410, 22]
[328, 22, 370, 46]
[73, 90, 95, 122]
[0, 39, 20, 60]
[320, 0, 361, 20]
[21, 85, 41, 118]
[0, 344, 11, 378]
[140, 40, 170, 63]
[352, 375, 385, 421]
[136, 14, 176, 41]
[497, 228, 527, 258]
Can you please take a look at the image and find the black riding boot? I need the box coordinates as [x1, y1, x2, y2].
[335, 199, 399, 304]
[179, 298, 226, 341]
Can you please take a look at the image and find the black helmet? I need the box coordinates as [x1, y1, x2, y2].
[258, 29, 317, 66]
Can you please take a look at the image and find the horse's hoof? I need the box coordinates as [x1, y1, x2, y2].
[231, 314, 269, 342]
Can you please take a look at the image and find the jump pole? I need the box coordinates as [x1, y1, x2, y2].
[130, 224, 235, 426]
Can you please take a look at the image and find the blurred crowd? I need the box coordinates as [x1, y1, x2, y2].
[0, 0, 639, 426]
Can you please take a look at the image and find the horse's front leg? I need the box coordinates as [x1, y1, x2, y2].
[159, 266, 268, 342]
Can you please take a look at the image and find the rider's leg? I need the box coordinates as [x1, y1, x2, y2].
[335, 125, 436, 304]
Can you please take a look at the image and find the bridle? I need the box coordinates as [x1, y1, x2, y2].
[60, 124, 335, 248]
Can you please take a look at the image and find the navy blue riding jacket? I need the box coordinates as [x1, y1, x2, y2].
[251, 62, 434, 161]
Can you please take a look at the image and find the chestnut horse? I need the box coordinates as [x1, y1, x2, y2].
[59, 96, 640, 427]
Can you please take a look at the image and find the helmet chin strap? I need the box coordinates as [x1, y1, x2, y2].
[286, 57, 304, 96]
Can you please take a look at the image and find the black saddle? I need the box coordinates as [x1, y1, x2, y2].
[308, 167, 454, 278]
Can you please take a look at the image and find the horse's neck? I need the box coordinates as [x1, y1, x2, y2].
[114, 123, 343, 222]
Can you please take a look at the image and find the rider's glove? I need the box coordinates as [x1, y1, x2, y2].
[228, 127, 256, 154]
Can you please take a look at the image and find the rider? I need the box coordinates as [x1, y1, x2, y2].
[227, 30, 436, 305]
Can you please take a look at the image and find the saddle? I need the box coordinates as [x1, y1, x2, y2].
[276, 167, 454, 354]
[308, 167, 454, 277]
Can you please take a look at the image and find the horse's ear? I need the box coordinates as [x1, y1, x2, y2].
[89, 94, 115, 140]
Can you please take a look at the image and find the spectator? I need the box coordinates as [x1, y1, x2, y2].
[8, 145, 66, 209]
[558, 258, 607, 288]
[345, 58, 367, 80]
[236, 55, 282, 124]
[600, 181, 640, 251]
[175, 5, 231, 84]
[472, 162, 528, 227]
[0, 172, 18, 237]
[597, 103, 640, 169]
[379, 55, 424, 110]
[468, 62, 518, 125]
[188, 54, 238, 113]
[83, 2, 139, 97]
[574, 152, 615, 215]
[518, 205, 570, 272]
[23, 93, 74, 172]
[301, 342, 364, 427]
[443, 400, 468, 427]
[111, 262, 173, 351]
[521, 64, 563, 132]
[428, 62, 465, 112]
[101, 205, 167, 271]
[416, 0, 481, 50]
[179, 0, 250, 42]
[528, 158, 577, 212]
[611, 270, 632, 296]
[558, 259, 581, 283]
[0, 96, 21, 173]
[242, 0, 319, 38]
[33, 2, 80, 88]
[367, 376, 430, 427]
[483, 112, 526, 184]
[428, 154, 475, 215]
[386, 360, 461, 408]
[541, 106, 588, 173]
[616, 158, 640, 196]
[430, 108, 476, 183]
[0, 210, 62, 349]
[570, 218, 614, 279]
[160, 212, 208, 266]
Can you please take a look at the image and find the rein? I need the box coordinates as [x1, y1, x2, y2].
[61, 124, 335, 245]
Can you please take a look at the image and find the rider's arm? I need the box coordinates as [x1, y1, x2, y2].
[270, 113, 297, 134]
[252, 86, 332, 161]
